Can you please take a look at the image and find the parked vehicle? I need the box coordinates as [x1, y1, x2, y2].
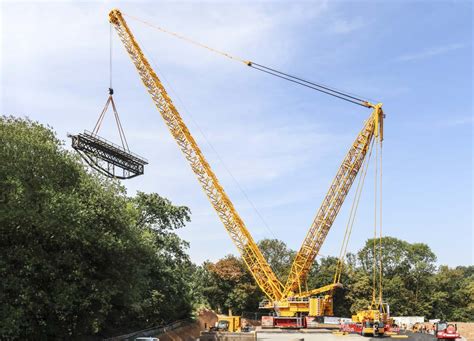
[435, 322, 460, 340]
[211, 315, 241, 332]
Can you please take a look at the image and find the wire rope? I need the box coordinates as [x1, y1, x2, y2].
[334, 138, 375, 285]
[123, 12, 249, 65]
[250, 62, 367, 103]
[378, 142, 383, 306]
[110, 23, 113, 90]
[372, 141, 378, 308]
[91, 27, 130, 151]
[248, 64, 369, 107]
[123, 12, 379, 107]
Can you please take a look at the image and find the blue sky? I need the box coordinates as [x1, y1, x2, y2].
[1, 1, 472, 267]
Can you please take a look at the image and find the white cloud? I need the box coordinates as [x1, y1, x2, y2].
[2, 1, 472, 269]
[331, 17, 365, 34]
[438, 116, 473, 127]
[124, 2, 330, 69]
[395, 43, 467, 62]
[3, 1, 428, 266]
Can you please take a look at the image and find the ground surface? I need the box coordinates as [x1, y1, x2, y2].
[257, 331, 362, 341]
[256, 331, 438, 341]
[454, 323, 474, 341]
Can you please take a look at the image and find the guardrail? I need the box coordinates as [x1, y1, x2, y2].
[104, 317, 196, 341]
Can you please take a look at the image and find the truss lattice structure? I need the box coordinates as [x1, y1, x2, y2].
[69, 130, 148, 179]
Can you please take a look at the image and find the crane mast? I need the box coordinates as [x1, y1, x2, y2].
[283, 104, 383, 297]
[109, 9, 284, 301]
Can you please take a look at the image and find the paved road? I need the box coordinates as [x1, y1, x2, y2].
[257, 331, 363, 341]
[256, 331, 438, 341]
[385, 332, 436, 341]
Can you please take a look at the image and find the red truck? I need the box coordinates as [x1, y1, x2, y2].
[261, 316, 305, 329]
[435, 322, 461, 340]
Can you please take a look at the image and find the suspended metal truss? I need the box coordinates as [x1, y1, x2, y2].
[69, 130, 148, 179]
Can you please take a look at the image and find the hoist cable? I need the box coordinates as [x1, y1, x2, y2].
[378, 143, 383, 306]
[110, 23, 113, 90]
[333, 138, 374, 285]
[91, 28, 130, 152]
[339, 140, 373, 282]
[372, 140, 379, 308]
[123, 12, 376, 107]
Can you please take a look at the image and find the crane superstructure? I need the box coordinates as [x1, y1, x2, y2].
[109, 9, 384, 321]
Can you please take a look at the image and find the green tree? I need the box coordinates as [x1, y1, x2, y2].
[256, 238, 297, 313]
[431, 266, 474, 321]
[257, 239, 295, 282]
[199, 255, 262, 314]
[345, 268, 372, 313]
[357, 237, 437, 316]
[0, 117, 194, 338]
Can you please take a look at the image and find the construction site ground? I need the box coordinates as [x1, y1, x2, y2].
[197, 330, 471, 341]
[256, 330, 407, 341]
[143, 311, 473, 341]
[113, 317, 474, 341]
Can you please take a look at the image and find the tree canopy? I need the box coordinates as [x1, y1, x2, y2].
[199, 237, 473, 321]
[0, 117, 194, 339]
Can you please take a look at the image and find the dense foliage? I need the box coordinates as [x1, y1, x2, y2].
[199, 238, 474, 321]
[195, 256, 261, 315]
[0, 117, 194, 339]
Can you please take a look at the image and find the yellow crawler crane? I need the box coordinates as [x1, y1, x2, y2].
[109, 9, 384, 325]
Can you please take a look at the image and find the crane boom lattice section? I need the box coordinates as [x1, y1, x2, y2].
[109, 9, 283, 301]
[284, 106, 383, 297]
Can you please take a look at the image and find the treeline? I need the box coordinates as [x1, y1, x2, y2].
[1, 117, 472, 339]
[0, 117, 195, 339]
[196, 239, 473, 322]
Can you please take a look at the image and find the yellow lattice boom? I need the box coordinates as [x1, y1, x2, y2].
[109, 8, 385, 315]
[109, 9, 284, 301]
[283, 104, 383, 297]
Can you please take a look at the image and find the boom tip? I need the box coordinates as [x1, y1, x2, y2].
[108, 8, 122, 23]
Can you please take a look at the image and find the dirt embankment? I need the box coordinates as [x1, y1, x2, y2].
[156, 309, 218, 341]
[451, 322, 474, 341]
[413, 322, 473, 341]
